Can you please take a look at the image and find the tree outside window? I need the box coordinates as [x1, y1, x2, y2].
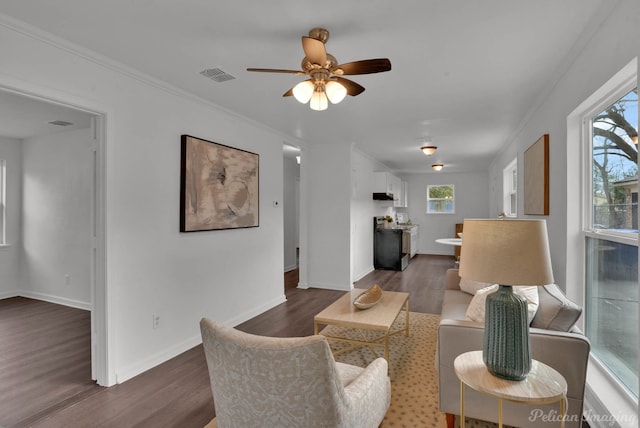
[427, 184, 454, 214]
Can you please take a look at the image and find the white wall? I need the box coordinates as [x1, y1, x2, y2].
[301, 142, 351, 290]
[20, 128, 92, 308]
[401, 171, 490, 255]
[0, 136, 22, 295]
[0, 16, 291, 384]
[350, 149, 380, 282]
[283, 154, 299, 271]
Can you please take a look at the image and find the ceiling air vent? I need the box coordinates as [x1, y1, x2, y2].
[200, 68, 236, 83]
[48, 120, 74, 126]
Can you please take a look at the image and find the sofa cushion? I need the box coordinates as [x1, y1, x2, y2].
[531, 284, 582, 331]
[465, 285, 498, 322]
[441, 290, 473, 320]
[459, 278, 493, 295]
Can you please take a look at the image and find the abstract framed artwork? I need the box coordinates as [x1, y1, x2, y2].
[524, 134, 549, 215]
[180, 135, 259, 232]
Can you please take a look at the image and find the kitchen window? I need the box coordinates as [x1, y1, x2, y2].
[426, 184, 454, 214]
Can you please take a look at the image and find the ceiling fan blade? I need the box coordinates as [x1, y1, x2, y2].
[247, 68, 306, 75]
[334, 77, 365, 96]
[283, 87, 293, 97]
[334, 58, 392, 75]
[302, 36, 327, 65]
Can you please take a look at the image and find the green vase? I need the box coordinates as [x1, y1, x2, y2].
[483, 285, 531, 380]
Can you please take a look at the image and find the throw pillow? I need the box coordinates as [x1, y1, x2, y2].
[531, 284, 582, 331]
[513, 286, 540, 323]
[459, 278, 493, 295]
[465, 284, 498, 322]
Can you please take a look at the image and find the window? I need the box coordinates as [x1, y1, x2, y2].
[584, 85, 638, 398]
[0, 159, 5, 245]
[503, 158, 517, 217]
[427, 184, 454, 214]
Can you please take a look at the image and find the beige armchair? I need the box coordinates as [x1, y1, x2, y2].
[200, 318, 391, 428]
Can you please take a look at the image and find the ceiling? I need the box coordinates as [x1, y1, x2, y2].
[0, 0, 607, 173]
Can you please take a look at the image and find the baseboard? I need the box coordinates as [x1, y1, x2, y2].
[5, 290, 91, 311]
[353, 266, 374, 282]
[116, 334, 202, 384]
[224, 294, 287, 327]
[284, 264, 298, 272]
[115, 293, 287, 384]
[0, 290, 20, 300]
[305, 282, 352, 291]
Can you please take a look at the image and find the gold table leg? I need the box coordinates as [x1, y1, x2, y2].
[497, 398, 503, 428]
[460, 381, 465, 428]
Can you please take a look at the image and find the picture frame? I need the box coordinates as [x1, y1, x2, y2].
[524, 134, 549, 215]
[180, 135, 259, 232]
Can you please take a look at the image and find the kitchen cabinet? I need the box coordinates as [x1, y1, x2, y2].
[373, 172, 402, 204]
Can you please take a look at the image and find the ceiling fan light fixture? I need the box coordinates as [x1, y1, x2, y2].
[432, 163, 444, 171]
[325, 81, 347, 104]
[310, 90, 328, 111]
[421, 145, 438, 156]
[293, 80, 315, 104]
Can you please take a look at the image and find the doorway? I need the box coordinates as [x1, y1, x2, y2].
[0, 88, 107, 385]
[283, 144, 301, 292]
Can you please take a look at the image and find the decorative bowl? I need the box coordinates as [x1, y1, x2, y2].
[353, 284, 383, 310]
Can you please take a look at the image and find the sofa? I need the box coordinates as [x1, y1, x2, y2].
[437, 268, 590, 428]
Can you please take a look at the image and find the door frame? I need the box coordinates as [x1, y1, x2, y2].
[0, 84, 110, 386]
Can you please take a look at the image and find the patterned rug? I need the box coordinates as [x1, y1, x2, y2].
[322, 312, 503, 428]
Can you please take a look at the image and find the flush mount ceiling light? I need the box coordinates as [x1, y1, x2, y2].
[247, 28, 392, 111]
[421, 145, 438, 156]
[432, 163, 444, 171]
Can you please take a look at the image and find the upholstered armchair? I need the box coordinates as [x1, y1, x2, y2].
[200, 318, 391, 428]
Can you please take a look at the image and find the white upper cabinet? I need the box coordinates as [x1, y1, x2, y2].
[373, 172, 406, 207]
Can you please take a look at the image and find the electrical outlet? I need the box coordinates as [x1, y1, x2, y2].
[153, 314, 160, 329]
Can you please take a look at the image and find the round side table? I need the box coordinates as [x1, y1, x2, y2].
[454, 350, 567, 428]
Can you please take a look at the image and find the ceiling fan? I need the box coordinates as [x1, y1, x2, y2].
[247, 28, 391, 111]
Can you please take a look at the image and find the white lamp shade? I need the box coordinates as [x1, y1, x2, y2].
[292, 80, 314, 104]
[325, 81, 347, 104]
[310, 91, 328, 111]
[432, 163, 444, 171]
[459, 219, 554, 286]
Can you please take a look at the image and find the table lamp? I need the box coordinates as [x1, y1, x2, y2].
[459, 219, 553, 380]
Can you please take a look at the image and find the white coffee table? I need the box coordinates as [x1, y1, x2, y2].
[314, 289, 409, 363]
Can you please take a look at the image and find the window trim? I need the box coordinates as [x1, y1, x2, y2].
[570, 58, 638, 420]
[0, 159, 5, 245]
[426, 184, 455, 214]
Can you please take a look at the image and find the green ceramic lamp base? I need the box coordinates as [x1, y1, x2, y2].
[483, 285, 531, 381]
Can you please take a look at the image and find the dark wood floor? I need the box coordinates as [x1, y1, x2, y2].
[1, 254, 455, 427]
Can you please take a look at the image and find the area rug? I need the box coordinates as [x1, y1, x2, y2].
[322, 312, 503, 428]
